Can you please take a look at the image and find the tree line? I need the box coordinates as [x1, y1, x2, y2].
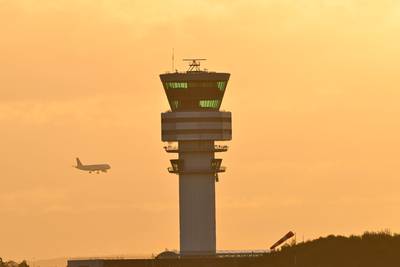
[0, 258, 29, 267]
[261, 230, 400, 267]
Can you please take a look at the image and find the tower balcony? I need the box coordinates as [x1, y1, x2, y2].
[167, 166, 226, 174]
[164, 145, 228, 153]
[214, 145, 229, 152]
[164, 145, 179, 153]
[168, 159, 226, 174]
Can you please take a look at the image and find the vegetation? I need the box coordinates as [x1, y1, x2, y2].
[0, 258, 29, 267]
[261, 230, 400, 267]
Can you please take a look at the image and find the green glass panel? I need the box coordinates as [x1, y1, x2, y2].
[173, 100, 179, 109]
[217, 81, 226, 91]
[166, 82, 187, 89]
[199, 99, 220, 109]
[189, 81, 222, 88]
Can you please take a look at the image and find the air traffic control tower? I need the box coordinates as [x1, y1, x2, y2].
[160, 59, 232, 257]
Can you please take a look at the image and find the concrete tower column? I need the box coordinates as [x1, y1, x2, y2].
[178, 141, 216, 255]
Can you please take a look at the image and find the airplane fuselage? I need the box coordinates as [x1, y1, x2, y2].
[76, 164, 111, 173]
[74, 158, 110, 173]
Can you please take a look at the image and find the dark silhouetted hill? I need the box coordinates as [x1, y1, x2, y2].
[261, 230, 400, 267]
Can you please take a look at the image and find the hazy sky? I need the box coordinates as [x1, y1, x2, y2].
[1, 0, 400, 261]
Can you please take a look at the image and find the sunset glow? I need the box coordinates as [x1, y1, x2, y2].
[1, 0, 400, 261]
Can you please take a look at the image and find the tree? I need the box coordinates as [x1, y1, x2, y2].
[18, 261, 29, 267]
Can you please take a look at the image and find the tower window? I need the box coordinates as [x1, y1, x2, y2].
[217, 81, 226, 91]
[171, 100, 179, 109]
[165, 82, 188, 89]
[199, 99, 220, 109]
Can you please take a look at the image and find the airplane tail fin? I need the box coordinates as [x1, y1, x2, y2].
[76, 157, 83, 167]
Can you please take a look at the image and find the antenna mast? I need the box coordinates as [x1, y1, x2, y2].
[172, 48, 175, 72]
[182, 58, 207, 72]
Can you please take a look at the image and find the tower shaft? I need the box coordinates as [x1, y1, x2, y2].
[178, 141, 216, 255]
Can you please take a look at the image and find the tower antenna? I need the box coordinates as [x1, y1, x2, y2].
[172, 48, 175, 72]
[182, 58, 207, 72]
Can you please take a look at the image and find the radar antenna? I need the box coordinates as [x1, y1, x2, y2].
[183, 58, 207, 72]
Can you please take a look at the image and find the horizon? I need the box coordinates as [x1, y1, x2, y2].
[1, 0, 400, 261]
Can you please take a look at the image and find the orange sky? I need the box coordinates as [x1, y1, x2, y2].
[1, 0, 400, 261]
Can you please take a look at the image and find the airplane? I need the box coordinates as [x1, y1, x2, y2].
[74, 158, 111, 174]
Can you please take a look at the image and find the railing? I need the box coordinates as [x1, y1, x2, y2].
[214, 145, 228, 152]
[68, 254, 152, 260]
[157, 249, 270, 259]
[164, 145, 228, 153]
[216, 250, 269, 258]
[164, 146, 179, 152]
[167, 166, 226, 174]
[167, 167, 179, 173]
[217, 166, 226, 172]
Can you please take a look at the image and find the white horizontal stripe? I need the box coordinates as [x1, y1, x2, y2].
[162, 122, 232, 130]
